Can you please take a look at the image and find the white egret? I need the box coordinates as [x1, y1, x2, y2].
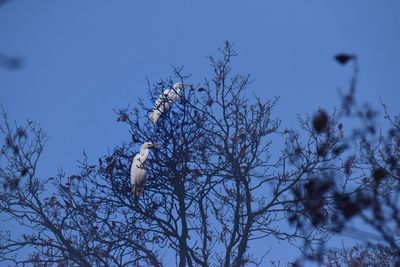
[130, 142, 157, 196]
[150, 83, 192, 123]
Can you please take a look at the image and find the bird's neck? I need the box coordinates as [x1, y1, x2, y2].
[140, 148, 149, 160]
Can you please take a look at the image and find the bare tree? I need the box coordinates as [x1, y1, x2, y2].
[1, 43, 394, 266]
[104, 42, 352, 266]
[0, 106, 103, 266]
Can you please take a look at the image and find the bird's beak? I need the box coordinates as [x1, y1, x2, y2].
[149, 143, 157, 149]
[182, 83, 192, 87]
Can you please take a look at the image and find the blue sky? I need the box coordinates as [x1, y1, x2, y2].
[1, 0, 399, 264]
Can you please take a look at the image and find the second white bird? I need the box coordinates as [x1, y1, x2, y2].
[150, 83, 192, 124]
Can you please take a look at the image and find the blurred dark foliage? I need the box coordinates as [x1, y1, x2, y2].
[323, 244, 395, 266]
[0, 0, 10, 7]
[0, 0, 22, 70]
[0, 52, 24, 70]
[290, 53, 400, 265]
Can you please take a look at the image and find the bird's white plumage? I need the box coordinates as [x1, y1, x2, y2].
[150, 83, 191, 124]
[130, 142, 156, 196]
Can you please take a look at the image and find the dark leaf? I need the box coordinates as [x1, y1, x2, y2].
[372, 168, 386, 184]
[335, 54, 354, 65]
[312, 110, 329, 134]
[20, 168, 29, 177]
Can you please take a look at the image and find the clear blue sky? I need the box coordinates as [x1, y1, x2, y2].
[1, 0, 399, 264]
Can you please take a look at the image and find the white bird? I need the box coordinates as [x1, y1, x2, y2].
[130, 142, 157, 196]
[150, 83, 192, 124]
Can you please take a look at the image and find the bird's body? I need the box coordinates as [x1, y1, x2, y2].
[130, 142, 157, 196]
[150, 83, 192, 124]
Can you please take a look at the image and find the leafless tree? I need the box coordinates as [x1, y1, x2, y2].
[104, 42, 354, 266]
[0, 43, 388, 266]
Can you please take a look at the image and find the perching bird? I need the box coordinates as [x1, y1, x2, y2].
[150, 83, 192, 123]
[130, 142, 157, 196]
